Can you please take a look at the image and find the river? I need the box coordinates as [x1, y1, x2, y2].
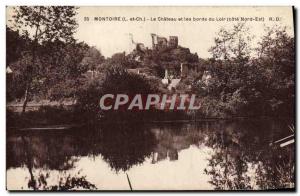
[6, 119, 295, 190]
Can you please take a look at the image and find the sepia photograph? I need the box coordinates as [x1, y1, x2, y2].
[6, 6, 295, 191]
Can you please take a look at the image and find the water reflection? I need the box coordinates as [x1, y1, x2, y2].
[99, 123, 157, 172]
[7, 120, 295, 190]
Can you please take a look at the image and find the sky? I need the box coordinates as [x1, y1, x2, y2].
[7, 6, 294, 58]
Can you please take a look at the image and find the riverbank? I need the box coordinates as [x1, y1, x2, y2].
[7, 100, 75, 113]
[7, 104, 294, 130]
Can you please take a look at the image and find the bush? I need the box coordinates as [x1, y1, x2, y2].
[75, 66, 158, 122]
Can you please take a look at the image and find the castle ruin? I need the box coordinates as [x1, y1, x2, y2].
[151, 34, 178, 50]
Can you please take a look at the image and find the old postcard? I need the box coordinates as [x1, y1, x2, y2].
[6, 6, 295, 191]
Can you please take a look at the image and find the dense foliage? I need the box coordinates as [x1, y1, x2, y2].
[193, 24, 295, 119]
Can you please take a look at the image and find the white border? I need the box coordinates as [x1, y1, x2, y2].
[1, 0, 299, 195]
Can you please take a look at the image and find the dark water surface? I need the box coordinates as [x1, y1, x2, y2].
[7, 119, 295, 190]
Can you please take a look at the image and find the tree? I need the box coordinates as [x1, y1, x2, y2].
[11, 6, 78, 113]
[81, 47, 105, 71]
[209, 23, 252, 62]
[40, 41, 90, 100]
[76, 65, 158, 122]
[198, 23, 294, 118]
[6, 27, 30, 65]
[201, 23, 254, 117]
[256, 26, 295, 117]
[6, 27, 31, 101]
[198, 23, 275, 117]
